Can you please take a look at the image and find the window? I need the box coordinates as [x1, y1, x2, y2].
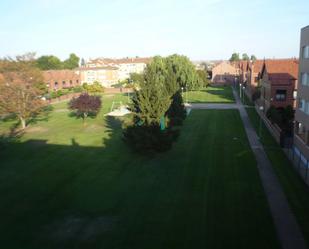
[76, 80, 79, 83]
[299, 99, 306, 111]
[306, 102, 309, 114]
[54, 81, 58, 86]
[70, 80, 73, 85]
[275, 89, 286, 101]
[62, 81, 66, 86]
[303, 45, 309, 59]
[301, 73, 309, 86]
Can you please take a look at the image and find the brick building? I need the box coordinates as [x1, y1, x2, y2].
[294, 25, 309, 160]
[43, 70, 81, 91]
[259, 59, 299, 112]
[211, 61, 237, 84]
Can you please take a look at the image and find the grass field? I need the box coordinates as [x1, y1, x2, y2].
[186, 86, 234, 103]
[0, 93, 130, 145]
[0, 108, 280, 249]
[246, 107, 309, 245]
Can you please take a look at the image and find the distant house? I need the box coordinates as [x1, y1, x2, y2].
[211, 61, 237, 85]
[259, 59, 299, 112]
[43, 70, 81, 91]
[246, 60, 264, 97]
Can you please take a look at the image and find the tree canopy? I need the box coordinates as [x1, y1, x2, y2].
[242, 53, 250, 61]
[68, 93, 102, 123]
[0, 53, 46, 129]
[229, 53, 240, 62]
[36, 55, 62, 70]
[36, 53, 80, 70]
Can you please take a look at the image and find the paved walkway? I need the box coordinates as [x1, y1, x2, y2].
[187, 91, 308, 249]
[185, 103, 239, 109]
[233, 89, 307, 249]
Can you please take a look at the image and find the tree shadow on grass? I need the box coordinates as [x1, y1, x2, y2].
[0, 115, 135, 249]
[28, 105, 54, 126]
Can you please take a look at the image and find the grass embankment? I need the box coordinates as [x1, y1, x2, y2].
[246, 107, 309, 246]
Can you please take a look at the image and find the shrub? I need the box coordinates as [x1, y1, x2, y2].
[123, 125, 179, 154]
[68, 93, 102, 123]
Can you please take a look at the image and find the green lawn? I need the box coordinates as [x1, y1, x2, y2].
[0, 108, 280, 249]
[0, 93, 130, 146]
[186, 86, 234, 103]
[246, 107, 309, 246]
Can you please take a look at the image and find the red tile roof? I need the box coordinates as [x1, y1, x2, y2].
[250, 60, 264, 74]
[43, 70, 80, 82]
[262, 59, 299, 80]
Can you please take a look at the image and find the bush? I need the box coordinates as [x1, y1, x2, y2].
[73, 86, 84, 93]
[83, 82, 104, 93]
[123, 125, 179, 154]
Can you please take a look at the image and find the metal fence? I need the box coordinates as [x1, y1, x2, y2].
[285, 146, 309, 186]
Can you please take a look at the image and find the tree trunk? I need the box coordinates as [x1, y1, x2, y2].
[83, 112, 87, 126]
[20, 117, 26, 129]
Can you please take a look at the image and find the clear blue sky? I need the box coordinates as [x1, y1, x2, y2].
[0, 0, 308, 61]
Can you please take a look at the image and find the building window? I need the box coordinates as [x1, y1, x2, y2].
[54, 82, 58, 86]
[301, 73, 309, 86]
[70, 80, 73, 85]
[303, 45, 309, 59]
[76, 80, 79, 83]
[275, 89, 286, 101]
[299, 99, 306, 112]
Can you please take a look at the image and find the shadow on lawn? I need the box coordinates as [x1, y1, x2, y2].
[0, 105, 54, 134]
[0, 116, 132, 249]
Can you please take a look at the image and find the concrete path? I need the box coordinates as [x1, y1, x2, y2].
[185, 103, 239, 109]
[235, 90, 307, 249]
[186, 92, 308, 249]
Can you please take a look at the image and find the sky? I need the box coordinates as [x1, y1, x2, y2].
[0, 0, 308, 61]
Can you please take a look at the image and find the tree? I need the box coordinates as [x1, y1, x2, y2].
[129, 72, 144, 85]
[81, 58, 86, 67]
[196, 69, 210, 88]
[166, 90, 186, 126]
[242, 53, 250, 61]
[36, 55, 62, 70]
[165, 54, 200, 91]
[0, 53, 45, 129]
[63, 53, 80, 69]
[251, 55, 257, 61]
[229, 53, 240, 62]
[68, 93, 101, 123]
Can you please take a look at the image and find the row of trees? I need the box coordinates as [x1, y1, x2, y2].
[36, 53, 81, 70]
[123, 54, 205, 154]
[229, 53, 257, 62]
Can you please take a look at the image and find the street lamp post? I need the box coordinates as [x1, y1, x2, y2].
[239, 83, 242, 99]
[181, 87, 184, 100]
[259, 106, 264, 139]
[185, 85, 188, 103]
[242, 86, 245, 103]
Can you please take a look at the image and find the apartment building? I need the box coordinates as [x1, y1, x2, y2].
[79, 66, 119, 87]
[84, 57, 151, 81]
[294, 25, 309, 160]
[259, 59, 298, 112]
[43, 70, 81, 91]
